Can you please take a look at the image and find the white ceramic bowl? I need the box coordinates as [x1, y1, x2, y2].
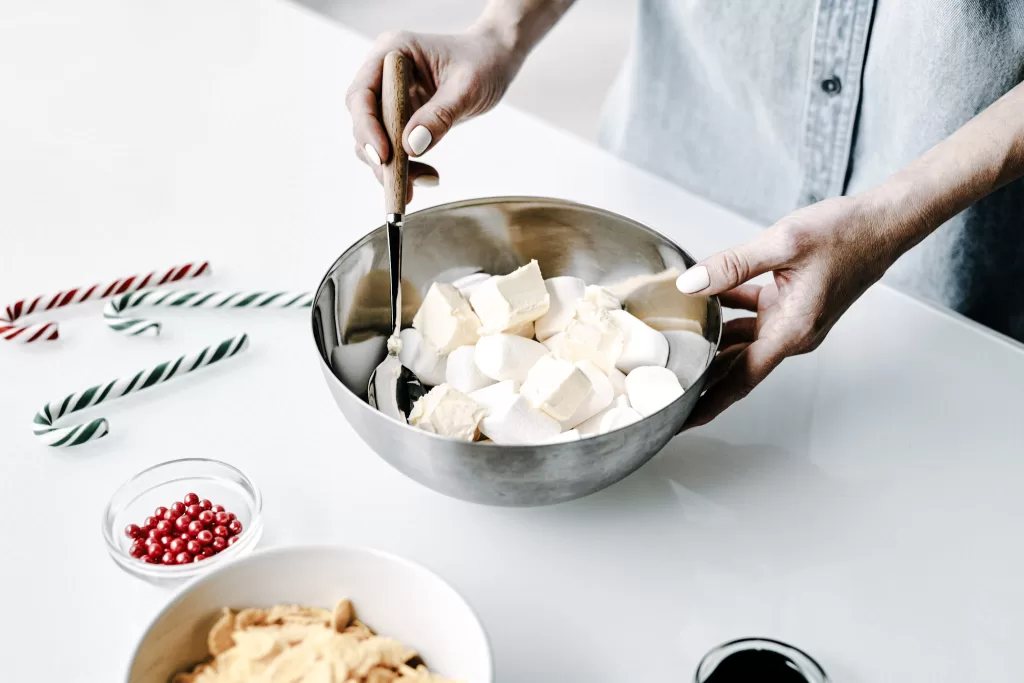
[125, 545, 492, 683]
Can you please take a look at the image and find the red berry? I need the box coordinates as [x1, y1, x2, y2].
[186, 539, 203, 554]
[155, 520, 172, 535]
[142, 516, 159, 531]
[200, 499, 213, 510]
[129, 541, 146, 558]
[141, 554, 158, 564]
[193, 554, 207, 562]
[201, 546, 215, 557]
[175, 551, 192, 564]
[146, 541, 164, 556]
[187, 520, 204, 535]
[168, 539, 186, 554]
[212, 504, 224, 513]
[198, 510, 215, 526]
[124, 524, 141, 539]
[147, 529, 161, 541]
[211, 537, 227, 552]
[160, 535, 173, 546]
[174, 515, 192, 531]
[228, 519, 243, 535]
[196, 530, 214, 545]
[154, 506, 169, 518]
[213, 525, 229, 538]
[170, 502, 186, 517]
[228, 536, 240, 546]
[214, 511, 231, 525]
[161, 552, 175, 565]
[185, 504, 201, 518]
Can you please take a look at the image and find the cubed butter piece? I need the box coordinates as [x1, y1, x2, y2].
[535, 276, 586, 341]
[469, 260, 550, 334]
[561, 360, 614, 429]
[412, 283, 481, 354]
[408, 384, 486, 441]
[625, 366, 684, 416]
[544, 302, 624, 374]
[452, 272, 493, 299]
[475, 334, 548, 382]
[521, 355, 593, 422]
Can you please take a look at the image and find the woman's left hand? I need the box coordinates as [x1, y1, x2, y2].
[676, 193, 913, 428]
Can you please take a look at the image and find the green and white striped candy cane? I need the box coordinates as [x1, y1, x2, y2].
[103, 290, 313, 336]
[32, 334, 249, 448]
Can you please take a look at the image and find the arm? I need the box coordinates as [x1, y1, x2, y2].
[677, 81, 1024, 426]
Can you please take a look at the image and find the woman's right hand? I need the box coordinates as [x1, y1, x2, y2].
[346, 26, 524, 198]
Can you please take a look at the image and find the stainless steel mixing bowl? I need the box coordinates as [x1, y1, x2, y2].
[312, 197, 722, 506]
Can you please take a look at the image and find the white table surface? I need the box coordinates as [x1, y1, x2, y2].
[2, 1, 1023, 681]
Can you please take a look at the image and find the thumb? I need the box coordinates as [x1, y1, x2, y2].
[403, 82, 472, 157]
[676, 230, 792, 295]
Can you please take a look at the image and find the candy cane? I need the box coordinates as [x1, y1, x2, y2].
[103, 290, 313, 336]
[32, 334, 249, 448]
[1, 262, 210, 343]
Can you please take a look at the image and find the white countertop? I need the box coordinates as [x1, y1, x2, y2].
[2, 1, 1023, 681]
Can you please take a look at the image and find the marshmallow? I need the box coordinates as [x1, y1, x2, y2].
[474, 334, 548, 382]
[607, 367, 627, 397]
[541, 429, 582, 444]
[469, 380, 519, 414]
[643, 316, 703, 335]
[479, 394, 562, 445]
[412, 283, 481, 354]
[535, 276, 586, 341]
[576, 395, 630, 436]
[625, 366, 684, 417]
[397, 327, 447, 386]
[544, 302, 624, 373]
[610, 310, 669, 373]
[664, 330, 713, 389]
[521, 355, 593, 422]
[408, 384, 486, 441]
[452, 272, 493, 299]
[584, 285, 621, 311]
[599, 396, 643, 433]
[470, 260, 550, 334]
[446, 345, 497, 394]
[507, 319, 536, 338]
[561, 360, 614, 429]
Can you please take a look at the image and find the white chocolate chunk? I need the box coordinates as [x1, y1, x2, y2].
[584, 285, 621, 311]
[607, 367, 627, 397]
[544, 302, 624, 373]
[445, 345, 496, 394]
[610, 309, 669, 372]
[541, 429, 582, 444]
[625, 366, 684, 416]
[535, 276, 586, 341]
[664, 330, 713, 389]
[397, 327, 447, 386]
[408, 384, 486, 441]
[479, 394, 561, 445]
[469, 260, 550, 334]
[474, 334, 548, 382]
[451, 272, 493, 299]
[561, 360, 614, 429]
[507, 319, 536, 338]
[412, 283, 481, 354]
[469, 380, 519, 414]
[521, 355, 593, 422]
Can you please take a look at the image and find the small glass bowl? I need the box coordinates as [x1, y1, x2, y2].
[695, 637, 829, 683]
[102, 458, 263, 585]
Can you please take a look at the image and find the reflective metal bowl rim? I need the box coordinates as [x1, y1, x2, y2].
[312, 195, 722, 449]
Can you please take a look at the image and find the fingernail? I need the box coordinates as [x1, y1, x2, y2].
[363, 144, 381, 166]
[408, 126, 432, 156]
[676, 266, 710, 294]
[413, 174, 439, 187]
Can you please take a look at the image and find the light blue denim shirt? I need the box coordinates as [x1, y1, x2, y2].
[600, 0, 1024, 341]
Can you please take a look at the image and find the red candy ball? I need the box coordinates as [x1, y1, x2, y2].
[161, 552, 175, 565]
[187, 520, 204, 535]
[168, 539, 186, 554]
[228, 520, 243, 535]
[211, 537, 227, 552]
[201, 546, 215, 557]
[186, 504, 202, 518]
[160, 535, 173, 546]
[142, 516, 158, 531]
[214, 511, 231, 525]
[228, 536, 239, 546]
[211, 504, 224, 514]
[198, 510, 215, 526]
[153, 506, 168, 518]
[183, 492, 200, 506]
[141, 554, 158, 564]
[163, 509, 175, 521]
[129, 541, 146, 558]
[228, 512, 237, 521]
[147, 529, 161, 541]
[146, 541, 164, 556]
[169, 502, 186, 517]
[174, 515, 192, 531]
[194, 554, 207, 562]
[124, 523, 142, 539]
[175, 552, 192, 565]
[212, 525, 228, 538]
[155, 520, 172, 535]
[186, 540, 203, 555]
[200, 499, 213, 510]
[196, 530, 214, 545]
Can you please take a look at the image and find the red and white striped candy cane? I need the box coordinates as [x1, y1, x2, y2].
[1, 261, 210, 343]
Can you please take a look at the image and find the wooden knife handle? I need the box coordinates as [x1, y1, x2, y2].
[382, 51, 409, 216]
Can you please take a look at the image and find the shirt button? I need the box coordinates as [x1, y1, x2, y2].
[821, 76, 842, 95]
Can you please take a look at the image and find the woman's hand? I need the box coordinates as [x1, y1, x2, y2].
[677, 193, 910, 427]
[346, 26, 524, 199]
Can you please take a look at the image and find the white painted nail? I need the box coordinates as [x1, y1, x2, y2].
[408, 126, 432, 156]
[676, 266, 710, 294]
[413, 174, 439, 187]
[363, 144, 381, 166]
